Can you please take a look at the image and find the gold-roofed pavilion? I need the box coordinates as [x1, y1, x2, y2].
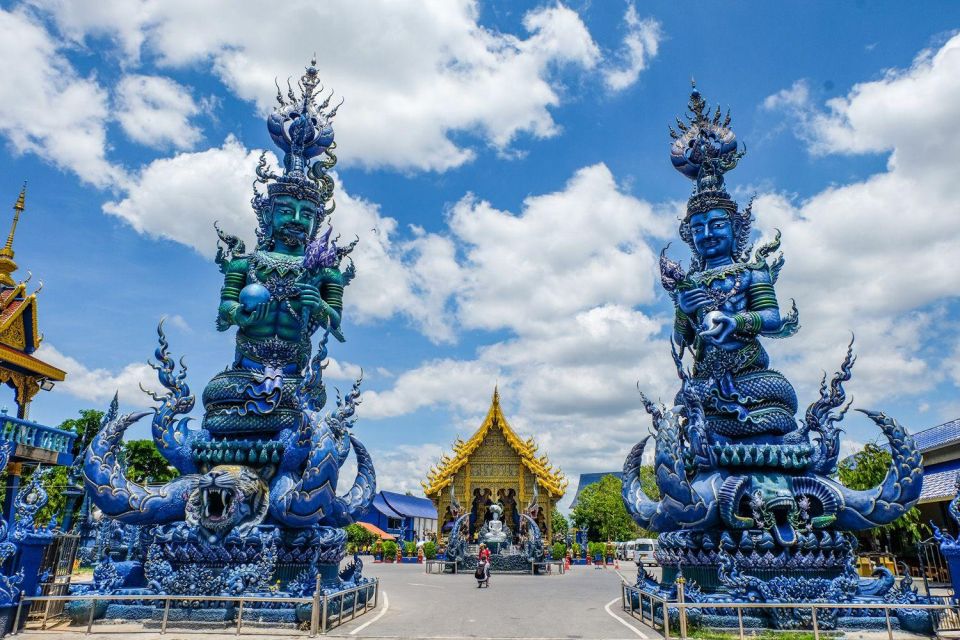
[0, 186, 65, 418]
[423, 387, 567, 542]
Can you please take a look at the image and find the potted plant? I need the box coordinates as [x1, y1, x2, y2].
[571, 542, 585, 565]
[402, 541, 417, 563]
[589, 542, 603, 565]
[382, 540, 398, 562]
[551, 542, 566, 562]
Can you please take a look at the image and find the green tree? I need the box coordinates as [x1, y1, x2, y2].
[9, 409, 107, 529]
[345, 523, 376, 550]
[59, 409, 105, 458]
[551, 510, 568, 539]
[18, 466, 67, 527]
[838, 442, 926, 549]
[121, 440, 177, 483]
[570, 474, 639, 542]
[639, 465, 660, 500]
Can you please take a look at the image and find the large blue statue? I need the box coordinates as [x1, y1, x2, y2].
[622, 85, 929, 631]
[77, 61, 376, 623]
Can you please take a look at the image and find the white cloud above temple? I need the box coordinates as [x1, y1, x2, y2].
[23, 0, 646, 172]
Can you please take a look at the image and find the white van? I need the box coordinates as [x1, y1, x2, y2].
[629, 538, 657, 565]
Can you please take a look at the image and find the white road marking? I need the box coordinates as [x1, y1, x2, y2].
[349, 590, 389, 635]
[406, 582, 443, 589]
[604, 597, 649, 639]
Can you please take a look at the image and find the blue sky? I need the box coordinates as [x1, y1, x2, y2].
[1, 1, 959, 509]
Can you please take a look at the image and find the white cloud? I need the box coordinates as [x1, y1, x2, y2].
[325, 358, 364, 383]
[363, 359, 500, 419]
[758, 33, 960, 405]
[449, 164, 671, 334]
[366, 443, 445, 496]
[601, 4, 661, 92]
[36, 343, 164, 409]
[31, 0, 606, 172]
[762, 79, 810, 111]
[102, 136, 261, 251]
[115, 74, 203, 150]
[0, 7, 120, 188]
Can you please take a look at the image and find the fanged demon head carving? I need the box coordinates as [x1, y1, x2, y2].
[185, 465, 269, 541]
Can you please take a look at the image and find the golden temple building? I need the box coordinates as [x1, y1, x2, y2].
[0, 186, 65, 419]
[422, 388, 567, 542]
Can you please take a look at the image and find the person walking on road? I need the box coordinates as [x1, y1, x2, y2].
[476, 543, 492, 587]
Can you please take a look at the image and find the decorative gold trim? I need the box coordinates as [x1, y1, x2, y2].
[422, 388, 567, 498]
[0, 343, 66, 380]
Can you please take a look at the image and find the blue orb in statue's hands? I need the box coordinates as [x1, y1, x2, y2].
[239, 283, 271, 312]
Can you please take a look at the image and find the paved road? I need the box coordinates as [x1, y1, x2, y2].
[329, 561, 656, 640]
[19, 562, 658, 640]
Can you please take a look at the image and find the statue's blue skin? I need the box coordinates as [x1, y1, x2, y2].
[674, 208, 781, 351]
[690, 208, 734, 268]
[230, 195, 335, 338]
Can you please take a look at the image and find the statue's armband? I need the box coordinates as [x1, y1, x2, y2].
[217, 259, 248, 330]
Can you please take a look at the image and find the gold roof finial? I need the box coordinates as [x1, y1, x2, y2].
[493, 384, 500, 405]
[0, 183, 25, 287]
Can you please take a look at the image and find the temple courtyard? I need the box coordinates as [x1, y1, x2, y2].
[18, 563, 648, 640]
[15, 562, 937, 640]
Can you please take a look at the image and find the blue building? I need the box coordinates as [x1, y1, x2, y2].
[915, 417, 960, 534]
[358, 491, 438, 542]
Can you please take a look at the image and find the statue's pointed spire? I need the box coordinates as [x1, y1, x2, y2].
[493, 384, 500, 406]
[0, 183, 25, 287]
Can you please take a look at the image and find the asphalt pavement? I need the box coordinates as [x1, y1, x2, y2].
[18, 561, 657, 640]
[328, 560, 654, 640]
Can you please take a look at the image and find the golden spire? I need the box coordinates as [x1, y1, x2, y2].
[492, 384, 500, 405]
[0, 184, 25, 287]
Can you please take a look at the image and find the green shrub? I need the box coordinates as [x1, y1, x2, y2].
[382, 540, 398, 560]
[551, 542, 566, 559]
[572, 542, 582, 558]
[423, 541, 437, 559]
[345, 523, 376, 549]
[404, 541, 417, 556]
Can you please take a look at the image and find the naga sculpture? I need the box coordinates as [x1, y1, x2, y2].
[78, 60, 376, 621]
[621, 85, 928, 631]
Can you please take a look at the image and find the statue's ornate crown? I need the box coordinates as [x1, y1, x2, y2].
[669, 82, 745, 219]
[253, 58, 341, 209]
[250, 59, 342, 248]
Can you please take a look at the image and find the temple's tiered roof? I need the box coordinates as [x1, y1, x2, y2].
[0, 187, 66, 409]
[421, 388, 567, 498]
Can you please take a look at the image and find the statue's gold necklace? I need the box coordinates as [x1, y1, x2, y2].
[690, 263, 746, 311]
